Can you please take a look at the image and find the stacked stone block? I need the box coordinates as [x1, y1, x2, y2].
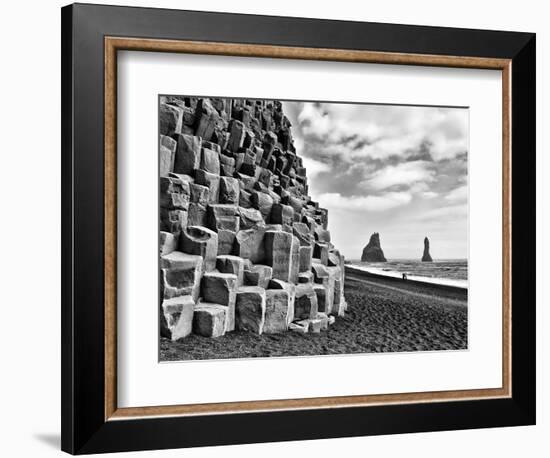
[159, 96, 347, 340]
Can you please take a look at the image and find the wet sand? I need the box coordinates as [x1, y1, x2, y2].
[160, 268, 468, 361]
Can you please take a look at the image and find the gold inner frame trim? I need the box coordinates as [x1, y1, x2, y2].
[104, 36, 512, 421]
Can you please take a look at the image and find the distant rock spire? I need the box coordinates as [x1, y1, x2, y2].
[361, 232, 387, 262]
[421, 237, 433, 262]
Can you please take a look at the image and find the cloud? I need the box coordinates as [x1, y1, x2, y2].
[408, 182, 438, 199]
[421, 191, 438, 199]
[349, 134, 423, 160]
[414, 203, 468, 222]
[361, 161, 435, 191]
[427, 132, 469, 161]
[301, 156, 331, 180]
[292, 135, 304, 154]
[445, 185, 468, 202]
[297, 103, 332, 137]
[318, 191, 412, 212]
[296, 103, 468, 162]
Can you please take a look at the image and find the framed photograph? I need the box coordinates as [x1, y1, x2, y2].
[61, 3, 536, 454]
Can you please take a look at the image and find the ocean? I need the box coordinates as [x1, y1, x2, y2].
[347, 259, 468, 288]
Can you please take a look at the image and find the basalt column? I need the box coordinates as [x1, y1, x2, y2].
[158, 97, 347, 340]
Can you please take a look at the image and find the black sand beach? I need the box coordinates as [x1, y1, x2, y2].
[160, 268, 468, 361]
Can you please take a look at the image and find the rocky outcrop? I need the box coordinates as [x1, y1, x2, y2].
[361, 232, 387, 262]
[159, 96, 347, 340]
[422, 237, 433, 262]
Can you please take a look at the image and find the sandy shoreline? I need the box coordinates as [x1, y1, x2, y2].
[346, 264, 468, 290]
[160, 269, 468, 361]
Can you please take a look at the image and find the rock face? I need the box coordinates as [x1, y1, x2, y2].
[158, 96, 347, 340]
[235, 287, 266, 334]
[193, 303, 227, 337]
[160, 295, 194, 341]
[361, 232, 387, 262]
[422, 236, 433, 262]
[263, 289, 292, 334]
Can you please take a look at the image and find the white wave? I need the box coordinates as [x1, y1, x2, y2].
[348, 264, 468, 289]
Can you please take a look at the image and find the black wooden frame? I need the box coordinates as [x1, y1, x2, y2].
[61, 3, 536, 454]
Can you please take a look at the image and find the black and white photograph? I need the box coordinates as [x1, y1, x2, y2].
[158, 95, 468, 361]
[0, 1, 541, 456]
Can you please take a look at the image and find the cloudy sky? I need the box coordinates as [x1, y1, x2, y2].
[282, 101, 469, 260]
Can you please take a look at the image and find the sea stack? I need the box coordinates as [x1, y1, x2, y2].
[421, 237, 433, 262]
[361, 233, 387, 262]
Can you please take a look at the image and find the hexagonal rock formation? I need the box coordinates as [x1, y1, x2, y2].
[160, 295, 195, 341]
[158, 96, 347, 339]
